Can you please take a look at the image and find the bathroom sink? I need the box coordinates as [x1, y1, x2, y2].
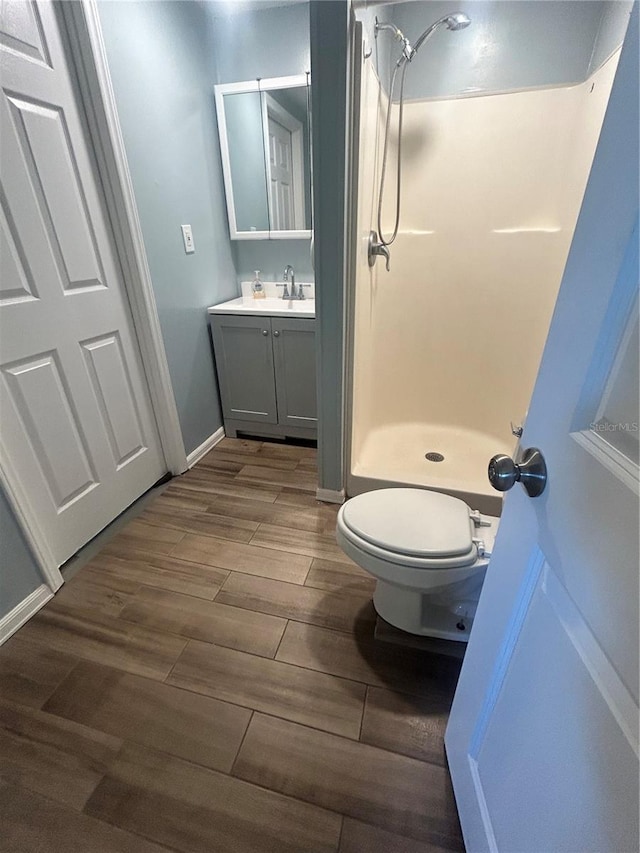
[208, 296, 315, 318]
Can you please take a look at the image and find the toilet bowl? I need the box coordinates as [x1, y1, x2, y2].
[336, 488, 499, 642]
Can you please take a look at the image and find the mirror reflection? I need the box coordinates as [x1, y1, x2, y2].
[216, 76, 311, 239]
[224, 91, 269, 232]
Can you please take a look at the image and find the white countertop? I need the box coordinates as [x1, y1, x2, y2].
[208, 296, 315, 318]
[208, 281, 315, 318]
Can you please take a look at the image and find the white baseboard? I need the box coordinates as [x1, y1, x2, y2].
[0, 584, 53, 645]
[316, 487, 346, 504]
[186, 427, 225, 468]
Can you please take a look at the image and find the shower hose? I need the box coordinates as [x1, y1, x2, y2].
[377, 56, 409, 248]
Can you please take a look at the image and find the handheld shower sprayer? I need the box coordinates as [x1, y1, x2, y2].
[410, 12, 471, 58]
[374, 12, 471, 65]
[369, 12, 471, 272]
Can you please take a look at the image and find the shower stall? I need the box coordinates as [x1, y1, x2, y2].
[346, 0, 631, 515]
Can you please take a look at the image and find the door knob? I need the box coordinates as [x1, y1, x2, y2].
[262, 329, 269, 336]
[488, 447, 547, 498]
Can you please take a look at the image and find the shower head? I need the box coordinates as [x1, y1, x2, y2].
[445, 13, 471, 31]
[375, 12, 470, 64]
[410, 12, 471, 57]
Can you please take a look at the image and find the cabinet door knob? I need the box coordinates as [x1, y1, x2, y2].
[273, 330, 280, 337]
[262, 329, 269, 336]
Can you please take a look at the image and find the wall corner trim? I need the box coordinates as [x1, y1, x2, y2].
[315, 487, 345, 504]
[187, 427, 226, 468]
[0, 584, 53, 646]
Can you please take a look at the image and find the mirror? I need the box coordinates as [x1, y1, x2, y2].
[215, 74, 312, 240]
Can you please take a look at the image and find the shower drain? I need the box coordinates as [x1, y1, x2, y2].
[425, 452, 445, 462]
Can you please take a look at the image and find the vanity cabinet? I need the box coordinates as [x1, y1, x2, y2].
[210, 314, 317, 440]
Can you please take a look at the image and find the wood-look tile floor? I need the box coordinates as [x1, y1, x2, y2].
[0, 437, 465, 853]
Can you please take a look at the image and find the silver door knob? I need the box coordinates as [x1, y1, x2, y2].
[262, 329, 269, 336]
[273, 330, 280, 337]
[488, 447, 547, 498]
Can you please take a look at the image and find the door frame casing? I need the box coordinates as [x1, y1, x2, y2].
[0, 0, 187, 592]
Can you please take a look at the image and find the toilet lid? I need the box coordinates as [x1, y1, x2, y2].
[341, 489, 474, 559]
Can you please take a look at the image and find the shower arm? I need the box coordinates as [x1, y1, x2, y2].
[374, 18, 413, 63]
[374, 17, 450, 64]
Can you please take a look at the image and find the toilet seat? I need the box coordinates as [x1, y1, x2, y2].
[338, 488, 478, 570]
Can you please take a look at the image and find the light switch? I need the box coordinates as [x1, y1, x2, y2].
[181, 224, 195, 254]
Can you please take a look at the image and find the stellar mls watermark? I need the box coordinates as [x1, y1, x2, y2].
[590, 421, 639, 433]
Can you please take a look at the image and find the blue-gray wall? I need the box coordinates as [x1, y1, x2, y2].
[99, 0, 238, 456]
[0, 486, 43, 619]
[209, 1, 313, 284]
[361, 1, 631, 100]
[209, 2, 310, 84]
[231, 240, 314, 283]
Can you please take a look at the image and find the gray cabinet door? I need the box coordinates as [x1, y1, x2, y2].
[210, 315, 277, 424]
[271, 317, 317, 428]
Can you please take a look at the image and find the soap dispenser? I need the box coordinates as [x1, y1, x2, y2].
[251, 270, 265, 300]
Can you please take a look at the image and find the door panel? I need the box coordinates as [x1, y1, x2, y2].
[0, 0, 50, 66]
[4, 351, 97, 510]
[0, 1, 165, 566]
[0, 197, 38, 303]
[446, 9, 638, 851]
[211, 315, 278, 424]
[271, 317, 317, 429]
[478, 559, 637, 852]
[6, 94, 104, 291]
[268, 117, 294, 231]
[80, 333, 145, 469]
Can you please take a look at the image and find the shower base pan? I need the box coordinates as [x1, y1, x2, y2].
[348, 423, 513, 516]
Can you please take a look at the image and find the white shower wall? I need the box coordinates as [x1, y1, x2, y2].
[349, 50, 619, 510]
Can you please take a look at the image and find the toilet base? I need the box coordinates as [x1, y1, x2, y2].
[373, 580, 475, 643]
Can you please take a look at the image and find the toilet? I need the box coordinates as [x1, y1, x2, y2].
[336, 488, 499, 642]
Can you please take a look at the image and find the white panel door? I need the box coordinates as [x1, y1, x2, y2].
[446, 9, 638, 852]
[268, 115, 294, 231]
[0, 0, 166, 566]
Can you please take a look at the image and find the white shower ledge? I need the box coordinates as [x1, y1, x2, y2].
[208, 297, 315, 318]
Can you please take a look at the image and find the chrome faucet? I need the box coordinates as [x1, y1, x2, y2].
[278, 265, 308, 300]
[282, 264, 295, 299]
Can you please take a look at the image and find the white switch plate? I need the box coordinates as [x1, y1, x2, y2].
[181, 224, 195, 254]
